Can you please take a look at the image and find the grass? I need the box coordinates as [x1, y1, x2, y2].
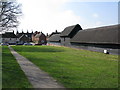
[12, 45, 118, 88]
[2, 46, 32, 88]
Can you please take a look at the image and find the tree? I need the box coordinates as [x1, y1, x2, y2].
[0, 0, 22, 32]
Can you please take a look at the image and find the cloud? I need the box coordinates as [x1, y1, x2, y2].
[17, 0, 81, 34]
[93, 13, 99, 18]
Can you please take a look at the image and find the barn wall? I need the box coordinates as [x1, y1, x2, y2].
[47, 42, 61, 46]
[61, 38, 65, 46]
[47, 40, 119, 55]
[64, 37, 71, 46]
[2, 38, 17, 44]
[61, 37, 71, 46]
[71, 43, 120, 55]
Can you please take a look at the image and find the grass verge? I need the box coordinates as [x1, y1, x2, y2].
[12, 45, 118, 88]
[2, 46, 32, 88]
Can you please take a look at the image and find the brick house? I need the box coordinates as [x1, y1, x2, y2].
[32, 31, 47, 45]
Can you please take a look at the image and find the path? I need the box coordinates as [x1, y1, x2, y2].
[9, 46, 65, 88]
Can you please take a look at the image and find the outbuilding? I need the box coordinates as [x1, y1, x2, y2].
[60, 24, 82, 46]
[47, 34, 61, 46]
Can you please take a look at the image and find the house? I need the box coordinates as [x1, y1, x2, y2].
[16, 30, 33, 43]
[70, 24, 120, 55]
[18, 34, 29, 44]
[60, 24, 82, 46]
[1, 31, 18, 45]
[32, 31, 47, 45]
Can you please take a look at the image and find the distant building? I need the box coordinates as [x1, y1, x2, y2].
[18, 34, 29, 44]
[32, 31, 47, 45]
[47, 34, 61, 46]
[48, 30, 60, 38]
[47, 30, 61, 46]
[1, 31, 18, 45]
[16, 30, 33, 44]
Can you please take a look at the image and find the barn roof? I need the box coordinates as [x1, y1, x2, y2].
[48, 31, 61, 38]
[60, 24, 82, 38]
[48, 34, 61, 42]
[71, 24, 119, 44]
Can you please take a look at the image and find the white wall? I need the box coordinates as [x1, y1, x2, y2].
[2, 38, 18, 43]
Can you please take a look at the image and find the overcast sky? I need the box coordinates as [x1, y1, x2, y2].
[17, 0, 118, 34]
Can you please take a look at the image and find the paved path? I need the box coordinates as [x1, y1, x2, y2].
[9, 46, 65, 88]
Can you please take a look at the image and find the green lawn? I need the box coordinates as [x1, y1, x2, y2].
[2, 46, 32, 88]
[12, 45, 118, 88]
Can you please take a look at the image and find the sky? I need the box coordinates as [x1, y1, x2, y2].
[17, 0, 118, 35]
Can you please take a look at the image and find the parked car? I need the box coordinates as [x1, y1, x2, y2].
[23, 43, 32, 45]
[1, 43, 9, 46]
[16, 43, 24, 45]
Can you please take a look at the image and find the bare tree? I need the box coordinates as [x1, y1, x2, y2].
[0, 1, 22, 32]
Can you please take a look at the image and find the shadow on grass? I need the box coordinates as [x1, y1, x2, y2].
[13, 47, 65, 53]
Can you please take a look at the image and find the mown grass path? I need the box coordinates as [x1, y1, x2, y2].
[12, 46, 118, 88]
[9, 46, 64, 88]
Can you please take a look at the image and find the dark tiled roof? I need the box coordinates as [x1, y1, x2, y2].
[35, 32, 46, 38]
[35, 33, 42, 38]
[16, 33, 23, 38]
[2, 32, 17, 38]
[16, 33, 33, 38]
[60, 24, 82, 38]
[48, 34, 61, 42]
[0, 34, 2, 37]
[19, 34, 29, 41]
[26, 33, 33, 37]
[48, 32, 61, 38]
[71, 24, 119, 44]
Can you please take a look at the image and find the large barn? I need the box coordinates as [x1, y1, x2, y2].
[71, 25, 119, 55]
[48, 24, 119, 55]
[60, 24, 82, 46]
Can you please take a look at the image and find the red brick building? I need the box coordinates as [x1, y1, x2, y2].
[32, 31, 47, 45]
